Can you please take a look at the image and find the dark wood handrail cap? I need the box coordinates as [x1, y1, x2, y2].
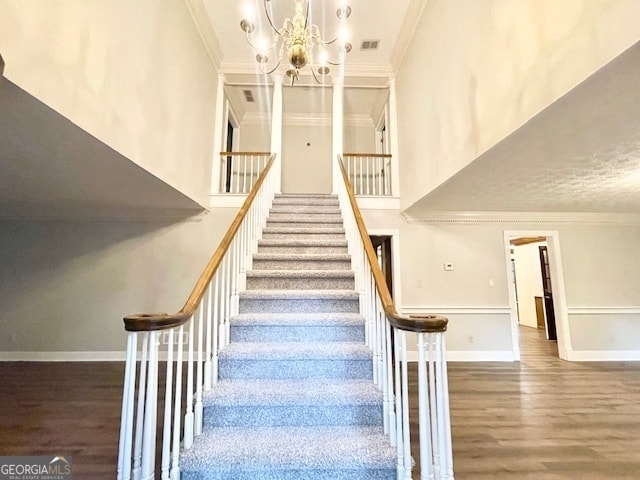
[388, 314, 448, 333]
[124, 312, 189, 332]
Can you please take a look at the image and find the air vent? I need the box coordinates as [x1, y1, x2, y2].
[243, 89, 255, 103]
[360, 39, 379, 51]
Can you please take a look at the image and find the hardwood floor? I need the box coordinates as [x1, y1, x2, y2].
[1, 329, 638, 479]
[433, 326, 640, 479]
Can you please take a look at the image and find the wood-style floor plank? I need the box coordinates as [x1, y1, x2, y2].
[1, 327, 639, 479]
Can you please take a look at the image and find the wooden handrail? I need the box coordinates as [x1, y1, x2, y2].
[337, 158, 447, 333]
[219, 151, 271, 156]
[343, 153, 392, 158]
[124, 154, 276, 332]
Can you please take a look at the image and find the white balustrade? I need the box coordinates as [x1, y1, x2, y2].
[336, 154, 454, 480]
[343, 153, 393, 196]
[219, 152, 271, 194]
[117, 154, 277, 480]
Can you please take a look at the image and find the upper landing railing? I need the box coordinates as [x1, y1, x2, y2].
[217, 151, 394, 197]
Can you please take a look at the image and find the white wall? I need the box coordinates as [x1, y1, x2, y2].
[396, 0, 640, 210]
[238, 121, 271, 152]
[361, 209, 640, 360]
[344, 123, 376, 153]
[282, 123, 332, 193]
[513, 241, 546, 329]
[0, 211, 237, 357]
[0, 0, 217, 206]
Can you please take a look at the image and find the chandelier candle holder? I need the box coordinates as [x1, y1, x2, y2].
[240, 0, 352, 85]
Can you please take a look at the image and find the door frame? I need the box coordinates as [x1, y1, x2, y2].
[368, 228, 402, 311]
[503, 230, 571, 361]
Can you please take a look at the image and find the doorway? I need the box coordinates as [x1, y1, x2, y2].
[504, 231, 569, 361]
[370, 235, 393, 297]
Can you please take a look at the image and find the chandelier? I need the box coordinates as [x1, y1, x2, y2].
[240, 0, 352, 85]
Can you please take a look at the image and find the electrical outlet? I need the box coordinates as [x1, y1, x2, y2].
[444, 263, 454, 271]
[467, 335, 475, 344]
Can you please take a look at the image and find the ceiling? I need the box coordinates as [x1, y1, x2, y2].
[0, 78, 204, 220]
[405, 41, 640, 218]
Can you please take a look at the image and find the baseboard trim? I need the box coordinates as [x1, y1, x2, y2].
[0, 351, 127, 361]
[566, 350, 640, 362]
[403, 306, 511, 315]
[405, 350, 515, 362]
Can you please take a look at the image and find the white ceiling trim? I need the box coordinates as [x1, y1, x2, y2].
[389, 0, 428, 72]
[401, 211, 640, 225]
[241, 111, 374, 127]
[183, 0, 223, 70]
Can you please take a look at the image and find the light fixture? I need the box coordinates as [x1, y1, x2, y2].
[240, 0, 352, 85]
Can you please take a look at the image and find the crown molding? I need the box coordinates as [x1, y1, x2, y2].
[241, 111, 374, 127]
[183, 0, 223, 70]
[390, 0, 429, 73]
[401, 210, 640, 225]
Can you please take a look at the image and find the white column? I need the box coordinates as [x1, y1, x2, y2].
[388, 77, 400, 197]
[270, 75, 284, 193]
[332, 76, 344, 193]
[210, 73, 226, 195]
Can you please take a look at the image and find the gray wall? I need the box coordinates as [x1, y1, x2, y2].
[0, 210, 237, 357]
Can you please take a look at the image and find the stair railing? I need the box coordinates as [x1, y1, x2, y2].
[336, 154, 454, 480]
[219, 151, 271, 194]
[342, 153, 393, 196]
[117, 154, 277, 480]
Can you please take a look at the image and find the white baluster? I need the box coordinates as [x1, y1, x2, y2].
[394, 328, 405, 478]
[218, 256, 227, 348]
[378, 156, 383, 196]
[400, 331, 412, 479]
[141, 331, 159, 480]
[225, 250, 232, 346]
[242, 154, 248, 193]
[118, 332, 137, 480]
[183, 317, 195, 449]
[195, 305, 204, 436]
[161, 331, 175, 480]
[428, 332, 440, 478]
[132, 333, 149, 480]
[436, 333, 454, 480]
[204, 286, 213, 391]
[418, 332, 435, 480]
[170, 326, 184, 480]
[212, 273, 220, 384]
[385, 321, 396, 446]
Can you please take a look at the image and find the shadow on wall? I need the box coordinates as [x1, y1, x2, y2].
[0, 214, 232, 353]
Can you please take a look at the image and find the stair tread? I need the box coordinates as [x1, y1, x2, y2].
[258, 238, 347, 246]
[181, 426, 396, 472]
[219, 342, 371, 360]
[240, 289, 358, 299]
[231, 312, 364, 326]
[253, 253, 350, 260]
[203, 379, 382, 406]
[246, 270, 354, 278]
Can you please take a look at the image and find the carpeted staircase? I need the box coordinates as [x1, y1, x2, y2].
[180, 194, 397, 480]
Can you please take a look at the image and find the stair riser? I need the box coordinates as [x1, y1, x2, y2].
[204, 404, 383, 429]
[246, 276, 355, 290]
[261, 233, 346, 241]
[218, 359, 373, 380]
[181, 468, 396, 480]
[230, 325, 365, 343]
[266, 222, 343, 229]
[252, 259, 351, 270]
[270, 208, 341, 215]
[268, 214, 342, 221]
[239, 297, 359, 314]
[258, 245, 348, 254]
